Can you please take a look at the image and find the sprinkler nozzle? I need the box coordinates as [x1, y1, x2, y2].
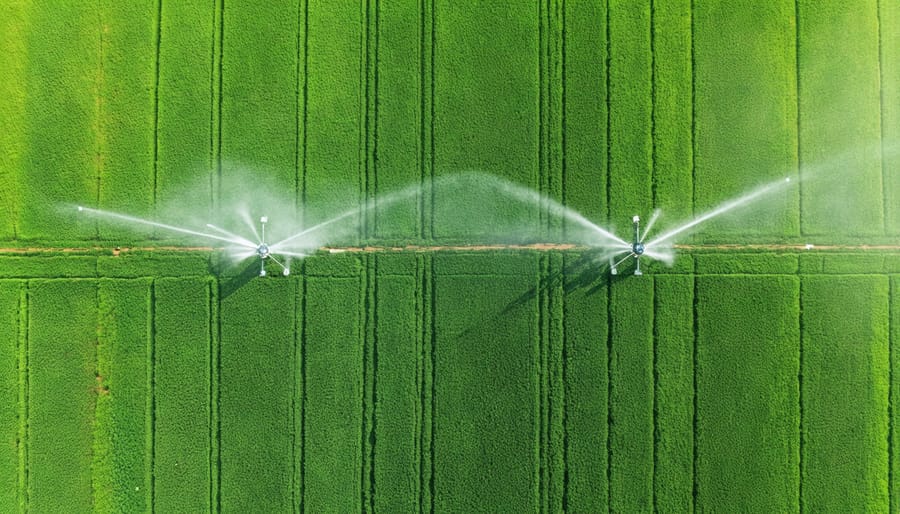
[77, 206, 84, 212]
[633, 215, 640, 223]
[260, 216, 268, 224]
[283, 268, 290, 276]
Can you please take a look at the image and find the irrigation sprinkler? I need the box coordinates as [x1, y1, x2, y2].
[252, 216, 291, 277]
[609, 215, 649, 276]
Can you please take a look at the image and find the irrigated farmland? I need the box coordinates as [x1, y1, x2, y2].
[2, 1, 900, 512]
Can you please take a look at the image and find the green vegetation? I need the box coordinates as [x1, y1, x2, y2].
[695, 275, 800, 511]
[652, 0, 693, 219]
[653, 275, 693, 512]
[96, 1, 157, 240]
[374, 254, 420, 512]
[562, 253, 608, 511]
[801, 275, 889, 510]
[156, 0, 215, 212]
[28, 280, 97, 512]
[432, 3, 539, 239]
[608, 276, 653, 511]
[219, 278, 297, 510]
[432, 254, 538, 511]
[0, 2, 27, 239]
[4, 2, 900, 512]
[374, 1, 421, 239]
[95, 279, 152, 512]
[221, 0, 298, 195]
[562, 0, 607, 226]
[19, 5, 99, 240]
[608, 1, 652, 219]
[0, 281, 22, 511]
[798, 1, 883, 236]
[884, 1, 900, 234]
[304, 1, 363, 239]
[693, 0, 799, 239]
[153, 277, 211, 512]
[304, 263, 364, 512]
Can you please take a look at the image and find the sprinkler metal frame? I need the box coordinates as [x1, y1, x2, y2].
[253, 216, 291, 277]
[610, 215, 646, 276]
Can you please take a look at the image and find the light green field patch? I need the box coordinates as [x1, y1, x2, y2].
[801, 275, 889, 510]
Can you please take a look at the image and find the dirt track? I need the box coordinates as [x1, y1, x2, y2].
[3, 242, 900, 255]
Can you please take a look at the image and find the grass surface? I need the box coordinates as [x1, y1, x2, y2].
[153, 277, 211, 512]
[27, 280, 97, 512]
[0, 281, 22, 511]
[798, 0, 884, 236]
[374, 254, 420, 512]
[96, 1, 157, 240]
[432, 2, 539, 239]
[693, 0, 799, 239]
[653, 275, 693, 511]
[609, 275, 654, 511]
[695, 275, 800, 511]
[95, 279, 152, 512]
[219, 278, 296, 510]
[432, 254, 539, 511]
[304, 269, 364, 512]
[19, 5, 99, 240]
[801, 275, 889, 510]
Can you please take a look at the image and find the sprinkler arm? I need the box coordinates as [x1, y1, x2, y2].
[632, 215, 640, 245]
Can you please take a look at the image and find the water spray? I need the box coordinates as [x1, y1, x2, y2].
[601, 175, 795, 275]
[77, 206, 299, 277]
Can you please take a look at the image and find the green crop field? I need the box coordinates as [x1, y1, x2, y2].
[2, 1, 900, 512]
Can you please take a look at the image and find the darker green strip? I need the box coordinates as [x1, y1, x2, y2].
[373, 254, 418, 512]
[20, 5, 99, 240]
[304, 0, 364, 243]
[562, 252, 608, 511]
[431, 254, 539, 511]
[653, 275, 694, 511]
[96, 0, 157, 240]
[95, 278, 153, 511]
[608, 0, 653, 219]
[693, 0, 798, 240]
[157, 1, 215, 214]
[562, 0, 607, 228]
[609, 275, 654, 512]
[431, 1, 540, 240]
[798, 0, 883, 236]
[304, 270, 365, 511]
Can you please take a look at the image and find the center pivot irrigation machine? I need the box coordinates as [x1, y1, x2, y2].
[610, 215, 651, 276]
[213, 216, 291, 277]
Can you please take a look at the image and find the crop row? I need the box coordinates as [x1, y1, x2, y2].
[0, 252, 897, 510]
